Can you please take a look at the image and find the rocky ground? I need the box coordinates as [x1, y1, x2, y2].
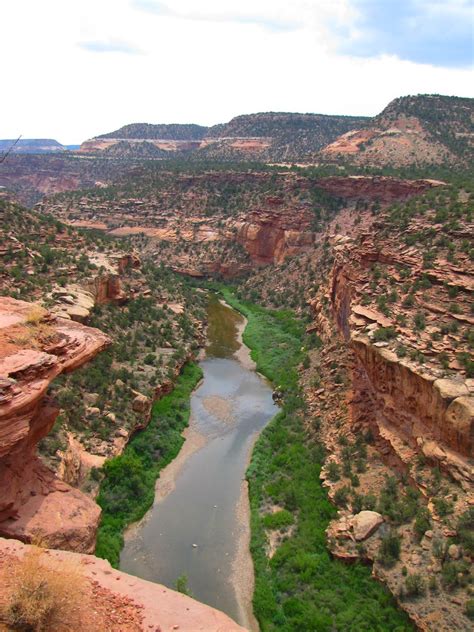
[0, 538, 245, 631]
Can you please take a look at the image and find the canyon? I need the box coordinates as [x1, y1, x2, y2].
[38, 174, 443, 278]
[0, 94, 473, 631]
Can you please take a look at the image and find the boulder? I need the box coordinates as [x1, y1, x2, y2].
[132, 392, 151, 413]
[350, 511, 384, 541]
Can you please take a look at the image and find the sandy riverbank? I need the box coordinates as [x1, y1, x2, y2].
[232, 432, 260, 632]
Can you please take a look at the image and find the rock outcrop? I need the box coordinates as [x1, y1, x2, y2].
[0, 297, 110, 552]
[351, 336, 473, 480]
[317, 175, 444, 203]
[0, 537, 246, 631]
[317, 229, 474, 485]
[231, 207, 315, 265]
[350, 511, 384, 541]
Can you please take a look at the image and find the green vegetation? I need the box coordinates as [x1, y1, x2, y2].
[373, 326, 397, 342]
[95, 362, 202, 567]
[404, 574, 426, 599]
[262, 510, 294, 530]
[175, 574, 192, 596]
[378, 532, 401, 568]
[221, 288, 411, 631]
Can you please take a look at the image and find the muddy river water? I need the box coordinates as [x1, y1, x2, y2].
[120, 294, 278, 628]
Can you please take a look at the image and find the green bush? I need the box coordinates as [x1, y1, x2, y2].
[373, 327, 397, 342]
[441, 560, 470, 590]
[327, 461, 340, 482]
[465, 599, 474, 621]
[457, 508, 474, 555]
[405, 574, 425, 598]
[414, 508, 431, 541]
[334, 486, 350, 507]
[378, 531, 401, 568]
[262, 510, 294, 530]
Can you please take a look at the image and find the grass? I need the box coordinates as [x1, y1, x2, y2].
[219, 287, 412, 631]
[95, 362, 202, 567]
[4, 547, 87, 631]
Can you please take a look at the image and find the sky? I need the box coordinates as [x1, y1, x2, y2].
[1, 0, 473, 144]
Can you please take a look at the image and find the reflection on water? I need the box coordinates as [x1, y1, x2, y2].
[205, 295, 242, 358]
[120, 294, 278, 625]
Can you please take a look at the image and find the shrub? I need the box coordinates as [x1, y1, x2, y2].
[466, 599, 474, 621]
[414, 312, 426, 331]
[405, 574, 425, 598]
[25, 305, 47, 324]
[457, 507, 474, 555]
[373, 327, 397, 342]
[334, 486, 350, 507]
[433, 497, 454, 517]
[441, 560, 470, 590]
[396, 345, 407, 358]
[428, 576, 438, 592]
[350, 473, 360, 488]
[414, 507, 431, 541]
[5, 547, 87, 631]
[458, 352, 474, 378]
[262, 509, 294, 530]
[438, 352, 450, 370]
[327, 461, 340, 482]
[175, 574, 192, 596]
[378, 531, 401, 568]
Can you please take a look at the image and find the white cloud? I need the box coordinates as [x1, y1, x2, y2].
[78, 39, 143, 54]
[0, 0, 472, 143]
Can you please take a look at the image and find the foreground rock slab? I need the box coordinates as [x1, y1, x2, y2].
[0, 537, 247, 632]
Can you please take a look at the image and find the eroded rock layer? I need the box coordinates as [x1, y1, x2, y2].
[0, 297, 110, 552]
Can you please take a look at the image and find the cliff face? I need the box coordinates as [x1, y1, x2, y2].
[321, 234, 473, 486]
[0, 297, 110, 552]
[350, 336, 473, 484]
[316, 175, 443, 203]
[231, 206, 315, 265]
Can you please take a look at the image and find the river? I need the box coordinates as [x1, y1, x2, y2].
[120, 294, 278, 628]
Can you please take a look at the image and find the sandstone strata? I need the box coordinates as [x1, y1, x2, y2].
[39, 174, 440, 277]
[0, 297, 110, 552]
[320, 229, 474, 484]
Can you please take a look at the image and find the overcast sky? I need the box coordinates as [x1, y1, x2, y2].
[1, 0, 473, 143]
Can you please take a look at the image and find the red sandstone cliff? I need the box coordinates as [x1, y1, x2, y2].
[0, 297, 110, 552]
[311, 234, 473, 486]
